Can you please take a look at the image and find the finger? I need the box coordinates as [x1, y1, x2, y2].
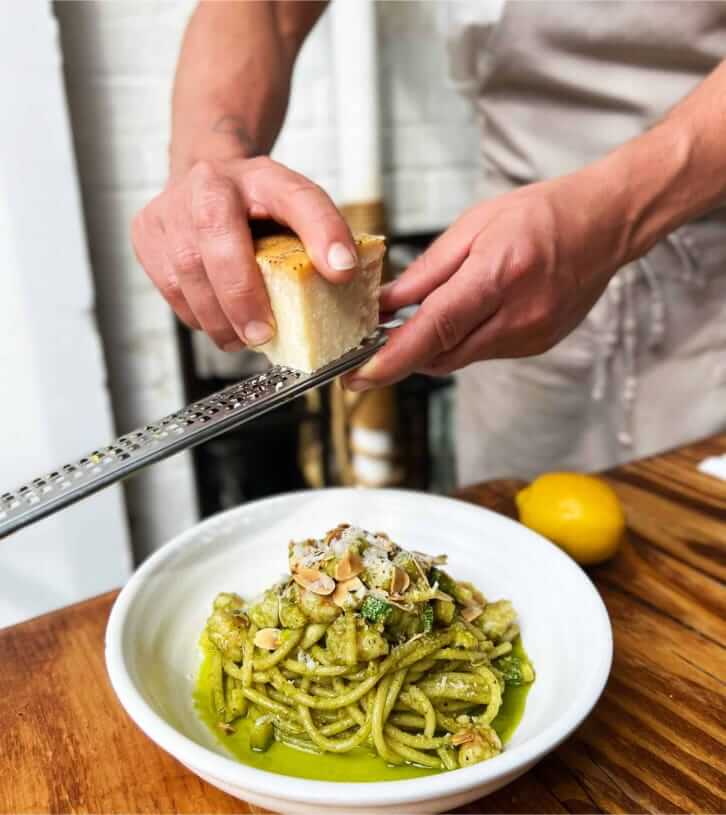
[162, 185, 243, 351]
[131, 207, 201, 330]
[380, 210, 483, 312]
[190, 167, 275, 346]
[238, 157, 358, 283]
[344, 253, 503, 389]
[419, 308, 510, 376]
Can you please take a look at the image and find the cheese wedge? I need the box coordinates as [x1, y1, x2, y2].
[254, 233, 386, 372]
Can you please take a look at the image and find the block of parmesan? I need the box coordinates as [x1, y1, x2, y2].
[254, 233, 386, 372]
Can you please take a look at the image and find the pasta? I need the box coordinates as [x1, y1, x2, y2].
[199, 524, 535, 771]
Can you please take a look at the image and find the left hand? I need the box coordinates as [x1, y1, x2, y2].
[344, 172, 631, 390]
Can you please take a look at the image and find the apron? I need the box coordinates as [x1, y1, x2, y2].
[449, 1, 726, 483]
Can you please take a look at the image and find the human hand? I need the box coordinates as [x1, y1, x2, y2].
[132, 157, 357, 351]
[345, 172, 630, 389]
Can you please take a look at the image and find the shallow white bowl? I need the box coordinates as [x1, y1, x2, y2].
[106, 488, 612, 814]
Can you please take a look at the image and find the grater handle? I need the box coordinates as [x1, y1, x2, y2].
[0, 330, 389, 539]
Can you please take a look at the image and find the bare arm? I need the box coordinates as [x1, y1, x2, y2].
[345, 60, 726, 389]
[133, 1, 356, 352]
[598, 59, 726, 259]
[170, 1, 327, 173]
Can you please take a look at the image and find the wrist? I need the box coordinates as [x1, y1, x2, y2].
[589, 120, 700, 261]
[169, 117, 264, 179]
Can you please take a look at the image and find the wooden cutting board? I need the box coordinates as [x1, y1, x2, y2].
[1, 435, 725, 813]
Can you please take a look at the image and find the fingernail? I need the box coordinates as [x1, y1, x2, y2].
[243, 320, 275, 347]
[345, 378, 372, 393]
[223, 340, 244, 353]
[380, 281, 397, 297]
[328, 242, 357, 272]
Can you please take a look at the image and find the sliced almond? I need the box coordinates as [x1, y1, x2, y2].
[309, 575, 336, 595]
[332, 576, 364, 608]
[293, 566, 336, 595]
[324, 524, 350, 547]
[254, 628, 282, 650]
[461, 604, 483, 623]
[390, 567, 410, 595]
[451, 729, 476, 746]
[335, 550, 364, 581]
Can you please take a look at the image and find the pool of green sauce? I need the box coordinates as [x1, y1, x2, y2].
[193, 639, 532, 782]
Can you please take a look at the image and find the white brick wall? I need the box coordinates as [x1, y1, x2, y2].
[53, 0, 482, 553]
[54, 0, 200, 561]
[0, 0, 131, 625]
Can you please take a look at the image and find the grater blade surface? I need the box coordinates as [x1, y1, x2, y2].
[0, 330, 388, 539]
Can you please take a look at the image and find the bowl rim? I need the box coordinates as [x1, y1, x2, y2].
[105, 487, 613, 807]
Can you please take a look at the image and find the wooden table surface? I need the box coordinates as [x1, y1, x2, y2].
[2, 435, 725, 814]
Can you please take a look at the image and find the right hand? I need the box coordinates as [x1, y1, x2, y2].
[132, 156, 357, 351]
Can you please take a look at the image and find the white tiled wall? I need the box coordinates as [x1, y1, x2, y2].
[53, 0, 482, 556]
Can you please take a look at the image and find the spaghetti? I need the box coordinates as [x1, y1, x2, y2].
[199, 524, 534, 771]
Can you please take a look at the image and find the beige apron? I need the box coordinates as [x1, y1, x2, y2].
[450, 1, 726, 483]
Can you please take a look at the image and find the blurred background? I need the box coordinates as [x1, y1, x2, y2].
[0, 0, 492, 627]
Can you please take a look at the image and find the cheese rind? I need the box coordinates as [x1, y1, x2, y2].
[255, 233, 385, 372]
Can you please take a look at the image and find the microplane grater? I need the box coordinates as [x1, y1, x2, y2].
[0, 329, 389, 539]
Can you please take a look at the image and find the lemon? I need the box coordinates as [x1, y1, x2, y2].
[515, 473, 625, 565]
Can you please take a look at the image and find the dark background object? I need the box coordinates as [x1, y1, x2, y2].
[176, 234, 456, 518]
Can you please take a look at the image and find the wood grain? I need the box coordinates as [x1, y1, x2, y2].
[1, 436, 725, 814]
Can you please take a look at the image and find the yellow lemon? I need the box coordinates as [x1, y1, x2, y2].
[515, 473, 625, 565]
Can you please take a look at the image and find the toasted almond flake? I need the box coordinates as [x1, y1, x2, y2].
[390, 567, 410, 595]
[324, 524, 350, 547]
[451, 730, 476, 746]
[254, 628, 282, 650]
[292, 566, 335, 595]
[332, 576, 364, 607]
[292, 567, 335, 595]
[335, 550, 364, 581]
[461, 604, 483, 623]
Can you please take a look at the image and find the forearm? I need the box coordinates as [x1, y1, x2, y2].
[170, 0, 326, 176]
[586, 59, 726, 263]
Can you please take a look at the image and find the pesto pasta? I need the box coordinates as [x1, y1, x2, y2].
[199, 524, 535, 771]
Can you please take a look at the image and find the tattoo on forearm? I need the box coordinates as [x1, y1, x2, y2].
[211, 115, 261, 156]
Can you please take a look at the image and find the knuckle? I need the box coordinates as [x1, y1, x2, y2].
[158, 274, 183, 303]
[288, 180, 324, 200]
[192, 184, 237, 236]
[222, 279, 258, 304]
[170, 243, 204, 279]
[425, 304, 460, 352]
[190, 159, 218, 183]
[506, 237, 541, 281]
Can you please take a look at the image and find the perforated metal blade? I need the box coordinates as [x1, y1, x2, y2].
[0, 330, 388, 539]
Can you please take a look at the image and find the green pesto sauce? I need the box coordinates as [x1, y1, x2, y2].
[193, 638, 532, 783]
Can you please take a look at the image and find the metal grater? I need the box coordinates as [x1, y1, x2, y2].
[0, 329, 389, 539]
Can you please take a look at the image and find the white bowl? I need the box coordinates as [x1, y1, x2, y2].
[106, 488, 612, 814]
